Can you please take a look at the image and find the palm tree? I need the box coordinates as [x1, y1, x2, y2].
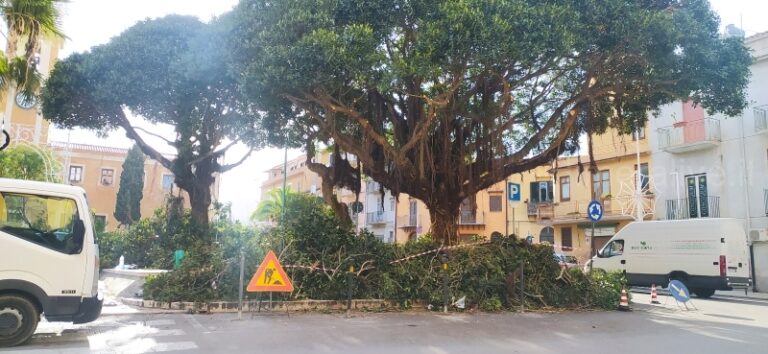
[0, 0, 65, 148]
[251, 187, 299, 222]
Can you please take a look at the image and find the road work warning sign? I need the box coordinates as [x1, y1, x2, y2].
[247, 250, 294, 292]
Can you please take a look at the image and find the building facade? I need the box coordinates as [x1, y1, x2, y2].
[649, 32, 768, 290]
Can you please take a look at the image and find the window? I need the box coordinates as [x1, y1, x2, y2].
[100, 168, 115, 186]
[162, 174, 174, 192]
[632, 127, 646, 140]
[591, 170, 611, 199]
[529, 181, 554, 203]
[539, 227, 554, 244]
[0, 192, 83, 254]
[561, 227, 573, 251]
[388, 231, 394, 243]
[408, 201, 418, 226]
[602, 240, 624, 257]
[489, 195, 502, 212]
[94, 215, 107, 233]
[390, 197, 395, 211]
[635, 163, 650, 192]
[560, 176, 570, 202]
[68, 165, 83, 184]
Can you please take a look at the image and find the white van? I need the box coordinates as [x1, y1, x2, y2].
[0, 179, 102, 347]
[589, 219, 751, 298]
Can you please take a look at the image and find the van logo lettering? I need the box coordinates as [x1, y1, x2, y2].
[61, 290, 76, 294]
[630, 241, 653, 251]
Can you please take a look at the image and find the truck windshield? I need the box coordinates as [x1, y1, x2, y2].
[0, 192, 83, 254]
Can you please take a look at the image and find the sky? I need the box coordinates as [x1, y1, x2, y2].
[49, 0, 768, 222]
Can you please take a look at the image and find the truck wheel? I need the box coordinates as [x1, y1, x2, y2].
[692, 288, 715, 299]
[0, 295, 39, 347]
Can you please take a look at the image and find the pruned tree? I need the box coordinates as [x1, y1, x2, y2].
[228, 0, 751, 244]
[42, 15, 259, 230]
[114, 145, 145, 226]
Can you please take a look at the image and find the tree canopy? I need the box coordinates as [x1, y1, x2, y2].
[42, 15, 260, 229]
[114, 145, 145, 226]
[228, 0, 751, 243]
[0, 144, 60, 182]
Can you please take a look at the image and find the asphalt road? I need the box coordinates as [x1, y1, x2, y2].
[3, 293, 767, 354]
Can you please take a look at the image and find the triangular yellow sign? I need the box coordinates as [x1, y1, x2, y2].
[247, 250, 294, 292]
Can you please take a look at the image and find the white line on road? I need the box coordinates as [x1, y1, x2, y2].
[2, 341, 198, 354]
[142, 319, 176, 327]
[185, 314, 210, 334]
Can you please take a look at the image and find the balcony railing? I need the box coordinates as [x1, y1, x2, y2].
[533, 196, 656, 222]
[755, 108, 768, 134]
[657, 118, 721, 153]
[665, 197, 721, 220]
[458, 210, 485, 225]
[366, 211, 391, 225]
[398, 214, 419, 228]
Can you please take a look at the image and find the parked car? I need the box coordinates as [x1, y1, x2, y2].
[554, 253, 579, 268]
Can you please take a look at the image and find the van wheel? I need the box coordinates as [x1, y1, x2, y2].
[692, 288, 716, 299]
[0, 295, 39, 347]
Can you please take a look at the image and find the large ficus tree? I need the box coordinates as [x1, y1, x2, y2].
[230, 0, 751, 244]
[42, 15, 259, 229]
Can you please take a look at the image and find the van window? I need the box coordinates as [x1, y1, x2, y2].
[0, 192, 83, 254]
[602, 240, 624, 257]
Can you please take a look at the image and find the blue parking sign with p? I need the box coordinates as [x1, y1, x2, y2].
[508, 182, 521, 202]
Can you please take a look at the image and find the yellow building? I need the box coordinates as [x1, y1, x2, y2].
[2, 38, 205, 231]
[530, 126, 653, 262]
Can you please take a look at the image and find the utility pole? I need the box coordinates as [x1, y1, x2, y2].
[281, 145, 288, 251]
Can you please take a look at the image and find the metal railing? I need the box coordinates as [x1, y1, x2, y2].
[458, 210, 485, 225]
[366, 211, 391, 225]
[755, 108, 768, 133]
[534, 196, 655, 221]
[398, 214, 419, 228]
[657, 118, 721, 150]
[665, 196, 720, 220]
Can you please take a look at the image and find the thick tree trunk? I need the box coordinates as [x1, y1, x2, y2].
[428, 205, 460, 245]
[175, 158, 216, 230]
[319, 177, 353, 227]
[188, 182, 212, 228]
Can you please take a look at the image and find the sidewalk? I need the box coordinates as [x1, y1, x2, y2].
[631, 286, 768, 301]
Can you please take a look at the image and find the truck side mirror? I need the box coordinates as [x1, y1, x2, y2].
[70, 219, 85, 254]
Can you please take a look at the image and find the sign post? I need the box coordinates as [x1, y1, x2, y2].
[247, 250, 295, 313]
[587, 200, 604, 256]
[508, 182, 521, 236]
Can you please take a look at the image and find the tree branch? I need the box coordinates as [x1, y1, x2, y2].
[116, 111, 173, 169]
[219, 148, 253, 173]
[133, 126, 175, 146]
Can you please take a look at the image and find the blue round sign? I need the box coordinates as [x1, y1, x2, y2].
[587, 200, 603, 222]
[668, 280, 691, 303]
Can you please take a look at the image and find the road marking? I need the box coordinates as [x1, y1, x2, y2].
[143, 319, 176, 327]
[140, 341, 199, 352]
[0, 341, 198, 353]
[185, 314, 210, 333]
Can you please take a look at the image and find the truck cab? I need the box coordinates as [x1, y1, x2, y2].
[0, 178, 102, 347]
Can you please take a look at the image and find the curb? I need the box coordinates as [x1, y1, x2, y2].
[119, 298, 398, 313]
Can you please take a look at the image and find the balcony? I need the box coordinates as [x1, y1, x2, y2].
[665, 197, 721, 220]
[366, 181, 381, 194]
[398, 214, 419, 229]
[755, 108, 768, 134]
[657, 118, 721, 153]
[366, 211, 391, 225]
[458, 210, 485, 225]
[533, 196, 656, 225]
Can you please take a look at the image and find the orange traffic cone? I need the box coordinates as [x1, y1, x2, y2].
[618, 287, 631, 311]
[650, 284, 660, 304]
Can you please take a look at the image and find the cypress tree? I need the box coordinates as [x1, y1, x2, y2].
[114, 145, 145, 225]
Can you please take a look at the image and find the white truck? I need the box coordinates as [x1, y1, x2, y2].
[0, 178, 102, 347]
[589, 218, 751, 298]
